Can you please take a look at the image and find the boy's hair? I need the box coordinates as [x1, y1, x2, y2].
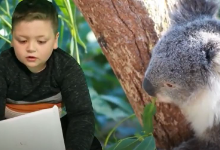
[12, 0, 58, 34]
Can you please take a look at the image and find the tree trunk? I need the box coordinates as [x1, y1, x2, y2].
[73, 0, 193, 149]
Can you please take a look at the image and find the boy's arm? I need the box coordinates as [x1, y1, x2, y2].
[60, 59, 95, 150]
[0, 58, 7, 121]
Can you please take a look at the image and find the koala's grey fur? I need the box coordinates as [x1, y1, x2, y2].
[143, 0, 220, 149]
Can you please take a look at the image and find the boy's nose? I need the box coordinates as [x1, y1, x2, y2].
[143, 78, 156, 97]
[27, 49, 36, 53]
[26, 42, 36, 53]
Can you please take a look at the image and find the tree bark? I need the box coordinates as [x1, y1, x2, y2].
[73, 0, 193, 149]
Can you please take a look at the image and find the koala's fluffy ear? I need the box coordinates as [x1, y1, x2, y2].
[198, 31, 220, 67]
[170, 0, 219, 25]
[210, 42, 220, 73]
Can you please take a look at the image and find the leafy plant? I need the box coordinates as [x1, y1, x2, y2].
[54, 0, 86, 64]
[0, 0, 12, 49]
[104, 98, 157, 150]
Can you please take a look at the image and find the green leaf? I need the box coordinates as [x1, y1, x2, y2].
[55, 0, 76, 37]
[5, 0, 10, 16]
[104, 114, 136, 147]
[0, 15, 11, 29]
[55, 0, 86, 64]
[58, 15, 74, 29]
[0, 6, 11, 19]
[54, 0, 69, 20]
[133, 136, 156, 150]
[142, 101, 156, 135]
[100, 95, 133, 114]
[112, 108, 130, 118]
[74, 19, 87, 53]
[0, 34, 10, 44]
[70, 36, 74, 56]
[58, 18, 64, 47]
[92, 96, 114, 119]
[107, 138, 141, 150]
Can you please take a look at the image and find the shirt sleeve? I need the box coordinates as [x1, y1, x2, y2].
[60, 58, 95, 150]
[0, 57, 7, 120]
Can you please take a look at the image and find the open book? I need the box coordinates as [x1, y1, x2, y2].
[0, 106, 65, 150]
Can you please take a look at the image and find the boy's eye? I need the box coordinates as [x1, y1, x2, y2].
[38, 41, 46, 44]
[19, 40, 27, 44]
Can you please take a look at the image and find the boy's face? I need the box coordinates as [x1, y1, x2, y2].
[11, 20, 59, 73]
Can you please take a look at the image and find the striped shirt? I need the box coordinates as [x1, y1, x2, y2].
[0, 47, 95, 150]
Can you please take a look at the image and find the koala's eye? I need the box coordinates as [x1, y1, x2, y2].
[164, 82, 174, 88]
[166, 83, 173, 87]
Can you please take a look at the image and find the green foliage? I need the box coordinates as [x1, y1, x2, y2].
[104, 100, 157, 150]
[54, 0, 86, 64]
[0, 0, 12, 49]
[143, 98, 156, 135]
[107, 135, 156, 150]
[89, 88, 133, 121]
[107, 137, 141, 150]
[104, 114, 136, 147]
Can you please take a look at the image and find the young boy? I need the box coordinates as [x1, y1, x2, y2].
[0, 0, 101, 149]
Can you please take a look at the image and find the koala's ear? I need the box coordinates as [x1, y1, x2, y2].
[211, 45, 220, 71]
[170, 0, 219, 25]
[203, 41, 217, 64]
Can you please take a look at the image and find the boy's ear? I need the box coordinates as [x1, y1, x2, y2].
[53, 32, 59, 49]
[11, 32, 13, 47]
[11, 40, 13, 47]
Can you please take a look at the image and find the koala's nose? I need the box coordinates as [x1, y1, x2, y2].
[143, 78, 156, 97]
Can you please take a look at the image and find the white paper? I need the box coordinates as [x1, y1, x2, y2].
[0, 106, 66, 150]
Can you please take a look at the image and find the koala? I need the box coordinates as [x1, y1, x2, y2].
[143, 0, 220, 149]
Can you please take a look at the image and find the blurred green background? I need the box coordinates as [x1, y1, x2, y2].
[0, 0, 142, 148]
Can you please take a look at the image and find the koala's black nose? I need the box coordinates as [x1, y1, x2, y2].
[143, 78, 156, 97]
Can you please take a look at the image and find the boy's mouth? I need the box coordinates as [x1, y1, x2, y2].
[26, 56, 37, 61]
